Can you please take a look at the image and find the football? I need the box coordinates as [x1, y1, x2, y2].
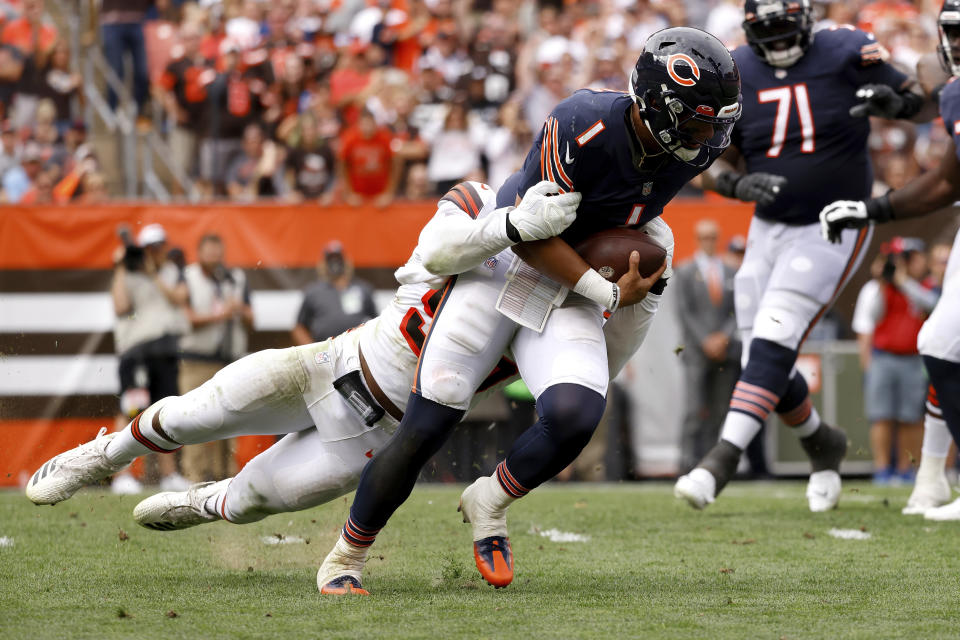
[574, 228, 667, 281]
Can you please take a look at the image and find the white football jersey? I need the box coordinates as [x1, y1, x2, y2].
[360, 181, 514, 410]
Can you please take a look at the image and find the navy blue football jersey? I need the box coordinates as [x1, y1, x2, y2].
[939, 77, 960, 158]
[496, 89, 723, 245]
[732, 25, 909, 225]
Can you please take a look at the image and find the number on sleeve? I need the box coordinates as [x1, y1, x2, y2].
[399, 287, 518, 390]
[757, 84, 816, 157]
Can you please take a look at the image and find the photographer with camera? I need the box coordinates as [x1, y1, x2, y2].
[853, 237, 936, 485]
[178, 233, 253, 482]
[111, 223, 191, 493]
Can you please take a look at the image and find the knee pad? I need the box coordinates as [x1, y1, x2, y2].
[536, 384, 606, 446]
[751, 289, 822, 351]
[419, 359, 478, 409]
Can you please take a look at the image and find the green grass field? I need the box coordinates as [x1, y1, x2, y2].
[2, 481, 959, 639]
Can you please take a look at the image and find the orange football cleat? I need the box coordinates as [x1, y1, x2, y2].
[472, 536, 513, 588]
[319, 576, 370, 596]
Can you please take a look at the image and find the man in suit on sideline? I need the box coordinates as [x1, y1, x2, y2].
[675, 219, 742, 472]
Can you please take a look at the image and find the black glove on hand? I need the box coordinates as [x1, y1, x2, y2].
[715, 171, 787, 207]
[849, 84, 904, 118]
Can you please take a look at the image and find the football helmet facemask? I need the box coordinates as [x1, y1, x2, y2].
[630, 27, 742, 168]
[938, 0, 960, 76]
[743, 0, 815, 68]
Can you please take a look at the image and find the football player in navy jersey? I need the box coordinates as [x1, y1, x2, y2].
[317, 27, 741, 594]
[675, 0, 932, 513]
[821, 0, 960, 521]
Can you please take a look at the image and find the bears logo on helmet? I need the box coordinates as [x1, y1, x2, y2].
[630, 27, 741, 168]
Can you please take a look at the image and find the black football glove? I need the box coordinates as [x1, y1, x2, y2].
[819, 193, 894, 244]
[715, 171, 787, 207]
[849, 84, 923, 119]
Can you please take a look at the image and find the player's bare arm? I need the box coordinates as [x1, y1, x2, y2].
[821, 138, 960, 243]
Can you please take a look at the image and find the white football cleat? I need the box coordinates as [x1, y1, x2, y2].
[674, 468, 717, 510]
[133, 479, 229, 531]
[924, 497, 960, 521]
[806, 469, 842, 512]
[26, 427, 124, 505]
[903, 474, 951, 515]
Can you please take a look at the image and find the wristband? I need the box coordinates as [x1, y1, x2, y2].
[865, 192, 895, 222]
[504, 208, 522, 244]
[714, 171, 743, 199]
[895, 89, 924, 119]
[573, 268, 620, 312]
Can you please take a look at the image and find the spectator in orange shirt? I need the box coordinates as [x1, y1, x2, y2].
[0, 0, 57, 61]
[336, 107, 398, 208]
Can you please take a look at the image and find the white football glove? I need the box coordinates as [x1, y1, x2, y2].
[819, 200, 867, 243]
[507, 180, 581, 242]
[820, 195, 894, 244]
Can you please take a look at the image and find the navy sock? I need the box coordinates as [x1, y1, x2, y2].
[503, 383, 606, 490]
[729, 339, 797, 424]
[346, 393, 464, 541]
[923, 355, 960, 446]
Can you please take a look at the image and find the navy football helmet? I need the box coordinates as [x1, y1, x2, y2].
[630, 27, 741, 168]
[938, 0, 960, 76]
[743, 0, 815, 68]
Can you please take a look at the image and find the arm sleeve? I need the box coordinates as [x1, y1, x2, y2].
[414, 184, 517, 277]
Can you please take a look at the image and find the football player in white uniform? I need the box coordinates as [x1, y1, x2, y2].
[820, 0, 960, 521]
[24, 180, 579, 550]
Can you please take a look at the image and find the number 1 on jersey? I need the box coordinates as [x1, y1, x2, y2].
[758, 83, 815, 158]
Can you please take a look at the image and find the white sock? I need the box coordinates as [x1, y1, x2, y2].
[921, 414, 952, 458]
[481, 473, 516, 513]
[334, 533, 370, 566]
[105, 401, 173, 465]
[464, 474, 516, 540]
[792, 405, 821, 439]
[916, 414, 952, 486]
[719, 412, 762, 451]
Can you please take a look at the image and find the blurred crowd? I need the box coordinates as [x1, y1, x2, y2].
[0, 0, 951, 204]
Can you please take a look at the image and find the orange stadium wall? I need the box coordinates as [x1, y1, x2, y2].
[0, 199, 753, 486]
